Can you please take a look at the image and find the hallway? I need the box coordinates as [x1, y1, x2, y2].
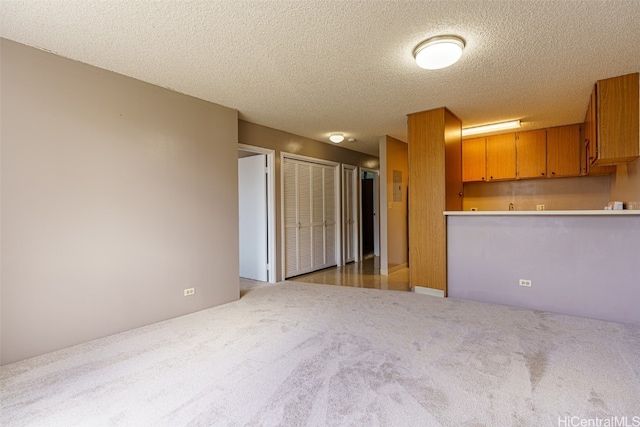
[289, 257, 410, 292]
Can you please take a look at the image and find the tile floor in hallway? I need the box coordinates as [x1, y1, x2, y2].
[286, 257, 410, 291]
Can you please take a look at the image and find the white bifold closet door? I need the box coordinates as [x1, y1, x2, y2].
[283, 158, 336, 278]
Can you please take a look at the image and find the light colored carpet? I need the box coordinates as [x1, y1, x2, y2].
[2, 282, 639, 426]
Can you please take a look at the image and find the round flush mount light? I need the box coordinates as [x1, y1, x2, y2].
[329, 133, 345, 143]
[413, 35, 465, 70]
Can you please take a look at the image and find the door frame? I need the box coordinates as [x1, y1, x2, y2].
[238, 144, 276, 283]
[359, 167, 380, 259]
[280, 152, 342, 280]
[341, 164, 359, 264]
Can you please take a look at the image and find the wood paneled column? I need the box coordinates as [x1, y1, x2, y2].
[407, 107, 462, 296]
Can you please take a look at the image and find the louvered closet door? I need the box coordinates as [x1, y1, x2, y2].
[283, 158, 337, 278]
[297, 162, 313, 273]
[311, 165, 326, 268]
[283, 158, 314, 277]
[323, 167, 337, 267]
[283, 159, 299, 278]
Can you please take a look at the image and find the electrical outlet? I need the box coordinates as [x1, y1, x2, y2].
[536, 204, 545, 211]
[184, 288, 195, 296]
[519, 279, 532, 287]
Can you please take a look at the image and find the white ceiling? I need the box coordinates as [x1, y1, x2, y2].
[2, 1, 639, 156]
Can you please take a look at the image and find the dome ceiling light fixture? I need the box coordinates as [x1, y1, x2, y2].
[413, 35, 465, 70]
[329, 133, 345, 143]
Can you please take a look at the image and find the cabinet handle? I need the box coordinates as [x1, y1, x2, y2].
[541, 172, 545, 176]
[551, 172, 556, 176]
[490, 176, 493, 180]
[481, 177, 485, 181]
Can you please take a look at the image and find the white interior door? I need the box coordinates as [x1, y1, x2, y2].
[238, 154, 268, 281]
[342, 165, 357, 264]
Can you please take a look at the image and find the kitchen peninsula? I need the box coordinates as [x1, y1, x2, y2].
[407, 72, 639, 325]
[445, 210, 640, 325]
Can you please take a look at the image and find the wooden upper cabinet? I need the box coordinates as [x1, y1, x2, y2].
[516, 129, 547, 179]
[582, 90, 592, 175]
[462, 137, 486, 182]
[593, 72, 639, 165]
[585, 87, 598, 167]
[486, 133, 516, 180]
[581, 91, 613, 175]
[547, 124, 581, 177]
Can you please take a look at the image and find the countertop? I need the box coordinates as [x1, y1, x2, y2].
[444, 210, 640, 216]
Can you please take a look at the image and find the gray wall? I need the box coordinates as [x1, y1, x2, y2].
[447, 215, 640, 325]
[238, 120, 379, 281]
[1, 39, 239, 365]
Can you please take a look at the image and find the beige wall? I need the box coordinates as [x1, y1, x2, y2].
[463, 175, 611, 211]
[238, 120, 379, 280]
[379, 136, 408, 274]
[610, 157, 640, 205]
[239, 120, 379, 169]
[1, 39, 239, 365]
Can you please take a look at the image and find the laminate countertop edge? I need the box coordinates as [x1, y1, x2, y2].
[444, 210, 640, 216]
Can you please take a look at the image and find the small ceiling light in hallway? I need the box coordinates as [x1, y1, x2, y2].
[329, 134, 344, 143]
[413, 35, 465, 70]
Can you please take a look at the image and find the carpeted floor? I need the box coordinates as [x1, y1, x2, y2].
[2, 282, 639, 426]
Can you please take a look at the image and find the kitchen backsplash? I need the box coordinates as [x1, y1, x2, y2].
[462, 174, 611, 211]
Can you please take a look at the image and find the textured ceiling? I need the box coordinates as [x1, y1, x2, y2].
[2, 1, 639, 156]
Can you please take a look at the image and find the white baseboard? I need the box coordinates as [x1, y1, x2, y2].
[412, 286, 445, 298]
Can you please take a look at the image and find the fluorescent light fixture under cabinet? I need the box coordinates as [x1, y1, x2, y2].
[462, 120, 521, 137]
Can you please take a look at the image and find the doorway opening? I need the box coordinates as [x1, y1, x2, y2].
[238, 144, 276, 283]
[287, 167, 391, 290]
[360, 168, 379, 260]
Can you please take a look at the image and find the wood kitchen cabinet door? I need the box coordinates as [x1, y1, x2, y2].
[582, 85, 616, 176]
[486, 133, 516, 180]
[586, 87, 598, 166]
[516, 129, 547, 179]
[462, 137, 486, 182]
[596, 72, 639, 164]
[547, 124, 581, 177]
